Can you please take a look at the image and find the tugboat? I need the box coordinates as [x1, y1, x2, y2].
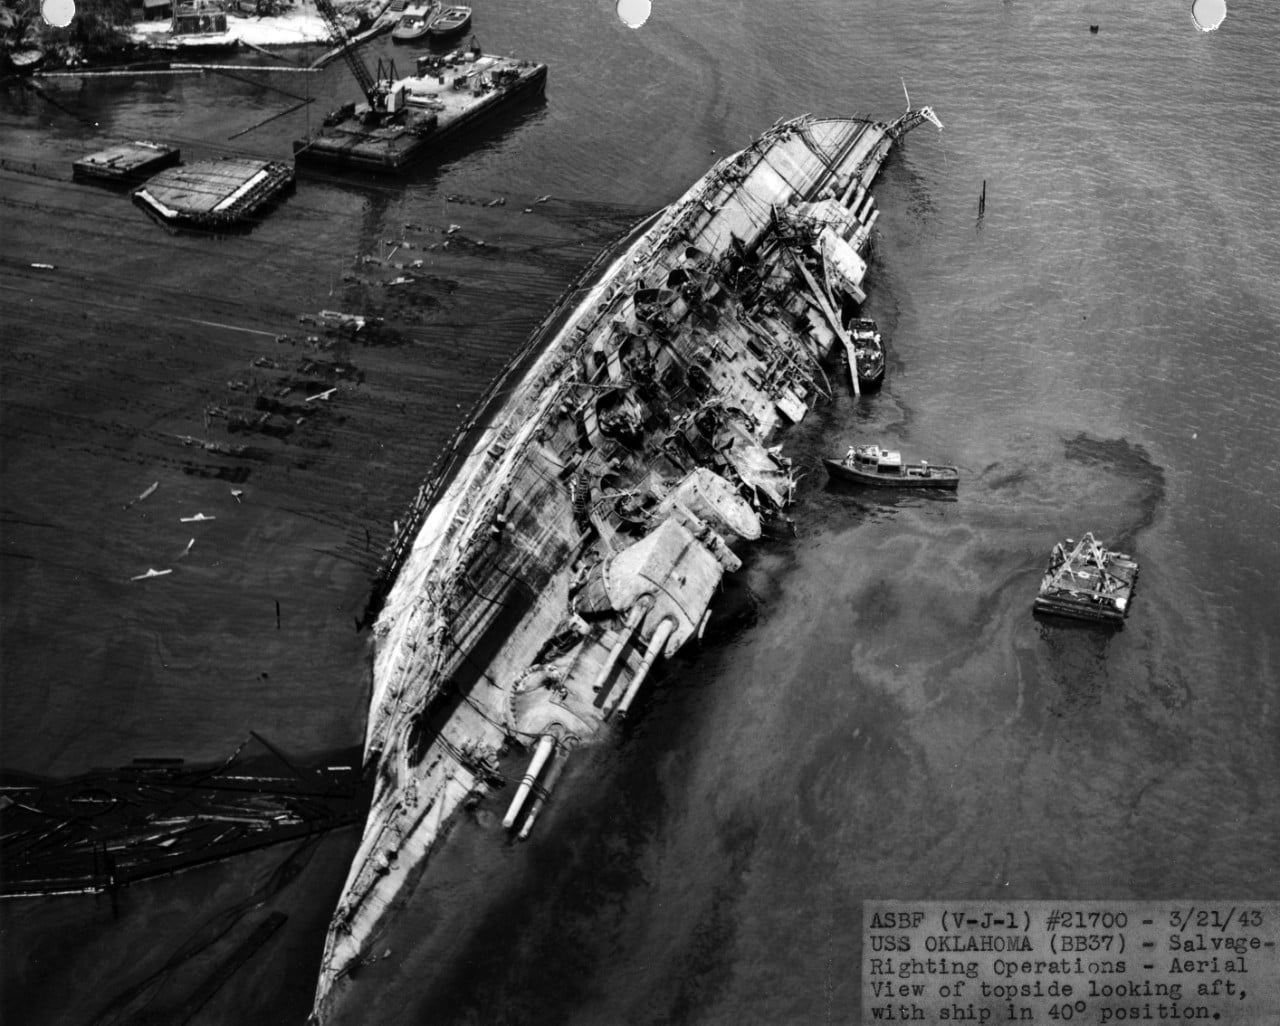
[823, 443, 959, 489]
[846, 316, 885, 389]
[1034, 532, 1138, 624]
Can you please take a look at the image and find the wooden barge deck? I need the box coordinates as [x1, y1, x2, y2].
[292, 52, 547, 173]
[132, 156, 294, 228]
[73, 141, 181, 184]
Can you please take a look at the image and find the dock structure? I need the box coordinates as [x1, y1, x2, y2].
[0, 734, 366, 898]
[309, 105, 942, 1021]
[72, 141, 181, 184]
[132, 156, 294, 228]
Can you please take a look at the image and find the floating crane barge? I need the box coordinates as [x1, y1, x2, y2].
[293, 52, 546, 173]
[311, 105, 942, 1020]
[1034, 532, 1139, 624]
[295, 0, 545, 172]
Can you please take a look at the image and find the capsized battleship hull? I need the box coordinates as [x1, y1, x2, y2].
[311, 106, 941, 1020]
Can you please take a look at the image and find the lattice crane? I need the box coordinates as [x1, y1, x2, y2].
[311, 0, 398, 115]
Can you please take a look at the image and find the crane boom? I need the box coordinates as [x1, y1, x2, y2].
[313, 0, 377, 104]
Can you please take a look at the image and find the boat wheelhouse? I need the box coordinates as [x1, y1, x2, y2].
[823, 443, 959, 489]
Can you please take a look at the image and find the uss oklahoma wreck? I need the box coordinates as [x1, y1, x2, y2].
[311, 105, 942, 1019]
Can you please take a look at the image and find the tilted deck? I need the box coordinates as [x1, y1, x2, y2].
[311, 107, 941, 1020]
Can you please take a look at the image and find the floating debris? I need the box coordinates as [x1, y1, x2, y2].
[124, 481, 160, 509]
[0, 734, 365, 897]
[130, 568, 173, 581]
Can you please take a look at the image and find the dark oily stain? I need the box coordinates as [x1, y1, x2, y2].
[180, 462, 252, 483]
[984, 465, 1030, 491]
[662, 815, 758, 1025]
[396, 747, 666, 1026]
[1062, 432, 1166, 543]
[794, 697, 949, 861]
[1035, 620, 1112, 714]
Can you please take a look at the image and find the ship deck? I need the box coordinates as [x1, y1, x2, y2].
[311, 108, 941, 1021]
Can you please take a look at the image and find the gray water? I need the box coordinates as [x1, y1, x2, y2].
[2, 1, 1278, 1023]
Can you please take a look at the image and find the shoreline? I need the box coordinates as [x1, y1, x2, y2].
[131, 1, 394, 48]
[8, 2, 394, 75]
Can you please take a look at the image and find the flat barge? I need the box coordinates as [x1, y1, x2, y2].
[73, 141, 181, 184]
[292, 50, 547, 172]
[1034, 532, 1138, 624]
[311, 105, 942, 1021]
[132, 156, 294, 228]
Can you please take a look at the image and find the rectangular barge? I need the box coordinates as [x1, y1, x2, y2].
[292, 51, 547, 173]
[132, 156, 294, 228]
[73, 141, 181, 184]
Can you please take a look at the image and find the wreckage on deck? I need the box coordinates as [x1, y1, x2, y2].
[311, 104, 943, 1021]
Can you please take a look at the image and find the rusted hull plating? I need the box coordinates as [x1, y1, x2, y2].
[311, 106, 941, 1021]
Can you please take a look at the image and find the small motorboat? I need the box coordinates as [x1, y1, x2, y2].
[845, 316, 885, 389]
[392, 3, 437, 42]
[1033, 533, 1138, 624]
[427, 4, 472, 38]
[823, 443, 959, 489]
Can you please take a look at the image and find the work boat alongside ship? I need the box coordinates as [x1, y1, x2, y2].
[311, 105, 942, 1021]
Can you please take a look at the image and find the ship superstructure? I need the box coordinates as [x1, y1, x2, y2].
[312, 105, 941, 1020]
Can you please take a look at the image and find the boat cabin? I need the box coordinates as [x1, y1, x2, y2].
[171, 0, 227, 33]
[845, 444, 905, 475]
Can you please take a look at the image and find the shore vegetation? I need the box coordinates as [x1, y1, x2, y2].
[2, 0, 136, 70]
